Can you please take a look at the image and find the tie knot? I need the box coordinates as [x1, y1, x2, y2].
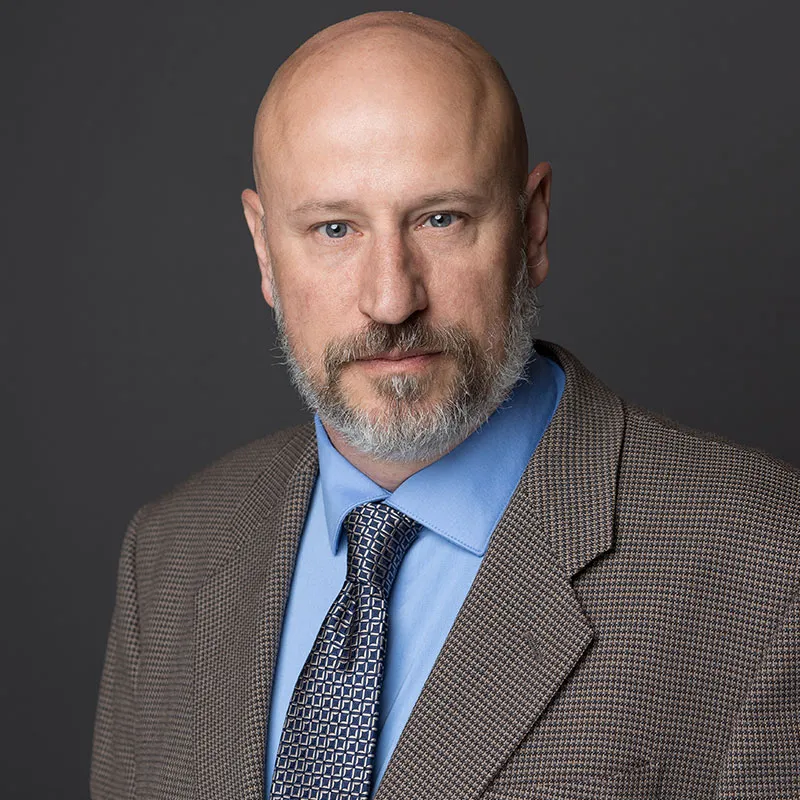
[342, 502, 420, 595]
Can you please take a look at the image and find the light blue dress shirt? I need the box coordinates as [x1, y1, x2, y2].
[264, 353, 565, 797]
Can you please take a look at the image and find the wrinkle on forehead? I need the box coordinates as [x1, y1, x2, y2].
[251, 11, 528, 197]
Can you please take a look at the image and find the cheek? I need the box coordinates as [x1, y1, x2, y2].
[428, 255, 514, 335]
[423, 220, 519, 327]
[277, 268, 355, 356]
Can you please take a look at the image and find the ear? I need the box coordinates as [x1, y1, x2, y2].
[523, 162, 552, 288]
[241, 188, 275, 307]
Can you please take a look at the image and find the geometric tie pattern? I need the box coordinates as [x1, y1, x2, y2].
[269, 502, 421, 799]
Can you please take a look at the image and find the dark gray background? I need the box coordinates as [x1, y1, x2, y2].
[2, 0, 798, 796]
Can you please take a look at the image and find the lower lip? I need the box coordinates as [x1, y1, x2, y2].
[356, 352, 441, 373]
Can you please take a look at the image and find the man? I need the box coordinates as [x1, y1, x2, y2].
[91, 11, 799, 800]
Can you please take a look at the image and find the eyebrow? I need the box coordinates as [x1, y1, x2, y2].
[415, 189, 488, 208]
[290, 199, 359, 216]
[289, 189, 489, 218]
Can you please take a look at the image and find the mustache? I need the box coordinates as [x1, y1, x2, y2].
[323, 318, 478, 377]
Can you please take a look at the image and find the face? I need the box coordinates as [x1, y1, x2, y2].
[244, 36, 550, 461]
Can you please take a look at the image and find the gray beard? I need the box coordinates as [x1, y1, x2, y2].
[272, 248, 539, 462]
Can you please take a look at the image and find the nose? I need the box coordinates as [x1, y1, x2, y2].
[357, 232, 428, 325]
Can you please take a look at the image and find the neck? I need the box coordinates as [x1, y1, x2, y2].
[322, 421, 461, 492]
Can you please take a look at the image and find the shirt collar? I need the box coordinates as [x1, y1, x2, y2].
[315, 351, 563, 557]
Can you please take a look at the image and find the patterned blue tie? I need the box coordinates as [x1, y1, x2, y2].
[270, 501, 421, 799]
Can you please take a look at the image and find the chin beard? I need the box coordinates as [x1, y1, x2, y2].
[271, 248, 539, 462]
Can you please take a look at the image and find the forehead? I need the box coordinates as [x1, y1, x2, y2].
[257, 31, 514, 208]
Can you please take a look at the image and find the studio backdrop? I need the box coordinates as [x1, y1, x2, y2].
[2, 1, 799, 797]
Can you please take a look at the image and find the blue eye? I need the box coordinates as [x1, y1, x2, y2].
[321, 222, 349, 238]
[425, 213, 454, 228]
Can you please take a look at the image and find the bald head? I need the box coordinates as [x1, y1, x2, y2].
[251, 12, 528, 197]
[240, 12, 552, 473]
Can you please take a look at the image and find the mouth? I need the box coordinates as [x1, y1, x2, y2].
[353, 349, 443, 372]
[359, 348, 440, 361]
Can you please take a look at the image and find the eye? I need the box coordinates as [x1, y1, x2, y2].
[422, 212, 457, 229]
[316, 221, 350, 239]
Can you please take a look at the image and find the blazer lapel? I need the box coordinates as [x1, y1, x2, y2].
[194, 428, 317, 800]
[375, 341, 625, 800]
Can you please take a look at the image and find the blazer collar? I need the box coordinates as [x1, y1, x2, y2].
[527, 340, 624, 578]
[191, 339, 624, 800]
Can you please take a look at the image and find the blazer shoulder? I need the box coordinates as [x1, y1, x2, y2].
[624, 400, 800, 485]
[620, 400, 800, 582]
[129, 422, 317, 583]
[144, 421, 315, 515]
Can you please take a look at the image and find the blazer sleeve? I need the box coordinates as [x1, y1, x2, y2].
[716, 592, 800, 799]
[90, 509, 145, 799]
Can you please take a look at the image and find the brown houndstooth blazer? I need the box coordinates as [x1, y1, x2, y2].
[91, 341, 800, 800]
